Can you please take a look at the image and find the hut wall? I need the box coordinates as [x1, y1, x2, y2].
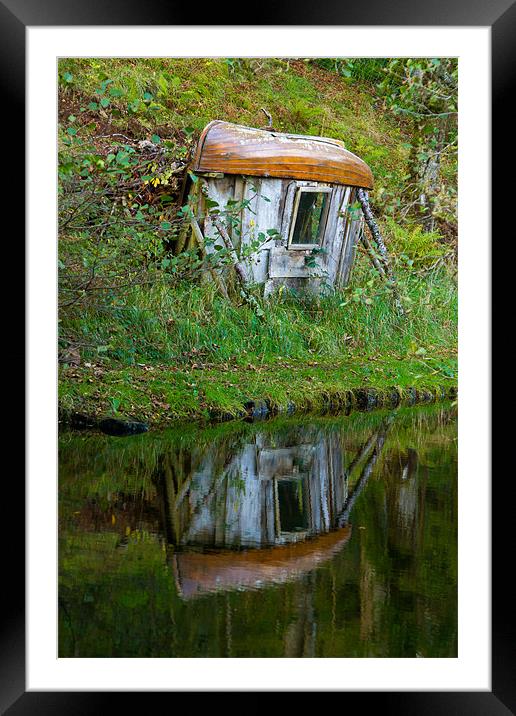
[175, 429, 351, 550]
[200, 175, 357, 292]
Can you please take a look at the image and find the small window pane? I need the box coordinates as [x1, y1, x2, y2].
[291, 191, 328, 246]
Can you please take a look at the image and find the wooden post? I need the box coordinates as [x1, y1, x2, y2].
[356, 188, 405, 317]
[359, 231, 387, 279]
[346, 430, 380, 476]
[337, 414, 394, 527]
[200, 182, 264, 319]
[189, 215, 229, 299]
[175, 178, 229, 299]
[200, 183, 248, 287]
[175, 181, 199, 255]
[357, 189, 391, 269]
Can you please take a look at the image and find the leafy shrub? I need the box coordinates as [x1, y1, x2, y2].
[384, 218, 448, 268]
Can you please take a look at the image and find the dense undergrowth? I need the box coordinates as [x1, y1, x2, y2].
[61, 266, 456, 369]
[58, 58, 457, 425]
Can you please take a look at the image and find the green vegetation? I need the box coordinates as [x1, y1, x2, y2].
[58, 58, 457, 425]
[59, 271, 456, 424]
[59, 404, 457, 657]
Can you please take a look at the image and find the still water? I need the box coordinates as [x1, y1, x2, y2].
[59, 404, 457, 658]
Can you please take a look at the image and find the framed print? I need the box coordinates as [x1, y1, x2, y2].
[5, 0, 509, 710]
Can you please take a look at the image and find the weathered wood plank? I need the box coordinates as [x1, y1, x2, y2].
[321, 185, 349, 284]
[268, 246, 315, 278]
[336, 189, 358, 286]
[239, 177, 283, 284]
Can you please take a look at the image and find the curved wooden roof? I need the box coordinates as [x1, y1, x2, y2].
[190, 120, 373, 189]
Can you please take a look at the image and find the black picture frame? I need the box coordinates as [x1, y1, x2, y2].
[6, 0, 506, 710]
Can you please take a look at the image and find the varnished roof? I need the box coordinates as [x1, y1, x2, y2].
[190, 120, 374, 189]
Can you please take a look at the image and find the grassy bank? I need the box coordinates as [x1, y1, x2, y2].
[59, 266, 457, 426]
[59, 358, 456, 428]
[58, 58, 457, 427]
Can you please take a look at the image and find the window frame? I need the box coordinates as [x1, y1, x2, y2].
[287, 184, 333, 250]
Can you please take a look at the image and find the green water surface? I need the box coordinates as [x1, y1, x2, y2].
[59, 404, 457, 658]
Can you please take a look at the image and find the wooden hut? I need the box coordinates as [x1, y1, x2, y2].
[186, 120, 373, 295]
[165, 427, 353, 598]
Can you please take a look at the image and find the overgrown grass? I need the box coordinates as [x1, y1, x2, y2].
[59, 355, 456, 426]
[59, 261, 457, 424]
[60, 261, 456, 368]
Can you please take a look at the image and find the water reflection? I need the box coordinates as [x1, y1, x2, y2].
[156, 416, 394, 597]
[59, 405, 457, 658]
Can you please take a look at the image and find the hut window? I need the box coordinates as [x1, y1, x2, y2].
[288, 186, 332, 249]
[277, 478, 309, 533]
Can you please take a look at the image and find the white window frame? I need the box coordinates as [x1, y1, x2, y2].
[287, 184, 333, 250]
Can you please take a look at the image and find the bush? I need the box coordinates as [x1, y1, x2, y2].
[383, 217, 449, 268]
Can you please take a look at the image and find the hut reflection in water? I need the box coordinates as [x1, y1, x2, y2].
[154, 417, 397, 598]
[58, 406, 458, 658]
